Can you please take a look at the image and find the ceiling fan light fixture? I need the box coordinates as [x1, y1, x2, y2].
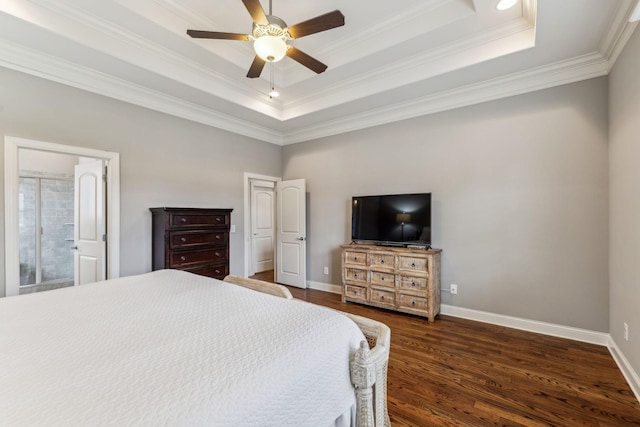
[496, 0, 518, 10]
[254, 35, 287, 62]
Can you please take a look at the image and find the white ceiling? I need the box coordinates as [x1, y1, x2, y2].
[0, 0, 638, 145]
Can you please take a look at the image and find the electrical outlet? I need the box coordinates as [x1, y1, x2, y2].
[624, 322, 629, 341]
[323, 266, 329, 275]
[450, 284, 458, 295]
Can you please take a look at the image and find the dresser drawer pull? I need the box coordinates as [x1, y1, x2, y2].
[412, 301, 416, 306]
[381, 277, 385, 281]
[216, 235, 221, 239]
[216, 217, 221, 222]
[215, 269, 221, 274]
[411, 281, 416, 287]
[411, 262, 416, 267]
[180, 217, 187, 223]
[180, 256, 186, 261]
[180, 237, 187, 242]
[354, 273, 358, 279]
[381, 259, 384, 264]
[380, 296, 385, 301]
[354, 257, 358, 261]
[214, 252, 220, 257]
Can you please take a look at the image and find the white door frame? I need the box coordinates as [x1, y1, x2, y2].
[243, 172, 280, 278]
[4, 136, 120, 297]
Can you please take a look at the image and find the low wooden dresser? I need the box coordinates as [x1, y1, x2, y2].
[341, 244, 442, 322]
[150, 207, 232, 279]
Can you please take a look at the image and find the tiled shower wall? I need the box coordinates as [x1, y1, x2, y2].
[19, 176, 74, 286]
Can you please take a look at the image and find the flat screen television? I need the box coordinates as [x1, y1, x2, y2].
[351, 193, 431, 247]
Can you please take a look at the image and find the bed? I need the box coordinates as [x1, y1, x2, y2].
[0, 269, 390, 426]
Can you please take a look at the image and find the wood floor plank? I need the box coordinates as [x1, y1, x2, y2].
[251, 271, 640, 426]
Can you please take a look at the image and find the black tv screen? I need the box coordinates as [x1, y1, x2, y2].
[351, 193, 431, 246]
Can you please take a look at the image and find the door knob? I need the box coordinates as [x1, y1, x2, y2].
[296, 237, 306, 241]
[70, 246, 78, 250]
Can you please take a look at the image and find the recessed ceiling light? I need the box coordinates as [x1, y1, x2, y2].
[496, 0, 518, 11]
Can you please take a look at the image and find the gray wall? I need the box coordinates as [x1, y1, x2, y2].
[609, 28, 640, 376]
[0, 66, 282, 297]
[283, 77, 610, 332]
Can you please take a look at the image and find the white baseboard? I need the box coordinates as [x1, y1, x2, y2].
[305, 283, 639, 401]
[440, 304, 610, 346]
[608, 337, 640, 403]
[307, 280, 342, 294]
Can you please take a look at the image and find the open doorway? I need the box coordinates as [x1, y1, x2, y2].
[4, 136, 120, 298]
[244, 173, 307, 288]
[18, 151, 78, 294]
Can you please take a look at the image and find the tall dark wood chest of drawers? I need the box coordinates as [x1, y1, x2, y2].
[150, 207, 233, 279]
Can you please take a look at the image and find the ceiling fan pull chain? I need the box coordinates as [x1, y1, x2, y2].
[268, 0, 272, 15]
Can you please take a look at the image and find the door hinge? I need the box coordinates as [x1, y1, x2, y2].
[102, 174, 107, 182]
[102, 234, 107, 242]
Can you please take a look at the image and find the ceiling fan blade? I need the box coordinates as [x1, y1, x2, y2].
[247, 56, 266, 78]
[242, 0, 269, 26]
[286, 47, 328, 74]
[286, 10, 345, 39]
[187, 30, 250, 41]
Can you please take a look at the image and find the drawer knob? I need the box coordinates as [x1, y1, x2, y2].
[215, 252, 220, 257]
[411, 262, 416, 267]
[412, 282, 416, 287]
[216, 217, 221, 222]
[180, 256, 186, 261]
[381, 277, 385, 281]
[215, 269, 220, 274]
[354, 273, 358, 279]
[380, 296, 385, 301]
[181, 237, 187, 242]
[354, 257, 358, 261]
[180, 218, 187, 223]
[216, 235, 221, 239]
[412, 301, 416, 306]
[381, 259, 384, 264]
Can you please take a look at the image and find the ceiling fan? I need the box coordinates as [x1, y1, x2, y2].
[187, 0, 345, 79]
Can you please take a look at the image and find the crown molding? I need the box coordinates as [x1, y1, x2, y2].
[600, 0, 640, 69]
[282, 52, 610, 144]
[282, 17, 535, 120]
[0, 39, 283, 145]
[25, 0, 280, 118]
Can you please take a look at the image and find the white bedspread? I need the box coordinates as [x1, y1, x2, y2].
[0, 270, 365, 426]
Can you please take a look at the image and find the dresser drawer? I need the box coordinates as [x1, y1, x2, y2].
[344, 285, 367, 301]
[398, 294, 428, 312]
[370, 288, 395, 306]
[345, 267, 367, 283]
[398, 256, 428, 272]
[170, 249, 228, 268]
[170, 230, 228, 249]
[182, 263, 229, 279]
[370, 253, 394, 268]
[398, 275, 428, 291]
[371, 271, 395, 288]
[170, 212, 229, 229]
[344, 251, 367, 266]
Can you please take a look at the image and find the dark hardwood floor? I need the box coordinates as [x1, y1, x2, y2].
[251, 271, 640, 426]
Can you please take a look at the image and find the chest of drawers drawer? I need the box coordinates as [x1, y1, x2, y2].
[170, 230, 228, 249]
[169, 248, 228, 268]
[344, 267, 367, 283]
[398, 256, 428, 272]
[170, 212, 228, 228]
[398, 275, 428, 291]
[344, 251, 367, 266]
[371, 271, 395, 287]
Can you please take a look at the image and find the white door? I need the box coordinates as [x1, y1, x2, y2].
[251, 180, 275, 275]
[275, 179, 306, 288]
[74, 159, 106, 286]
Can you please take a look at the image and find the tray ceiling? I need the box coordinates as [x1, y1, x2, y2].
[0, 0, 638, 144]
